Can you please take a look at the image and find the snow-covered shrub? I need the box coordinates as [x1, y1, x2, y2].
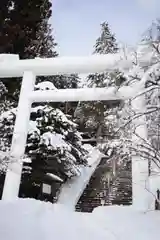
[0, 82, 88, 199]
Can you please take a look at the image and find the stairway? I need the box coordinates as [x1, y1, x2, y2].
[57, 147, 103, 210]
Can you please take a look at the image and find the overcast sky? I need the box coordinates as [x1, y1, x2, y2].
[52, 0, 159, 56]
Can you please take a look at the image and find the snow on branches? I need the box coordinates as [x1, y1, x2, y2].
[0, 82, 88, 183]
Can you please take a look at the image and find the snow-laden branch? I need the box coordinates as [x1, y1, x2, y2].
[138, 62, 160, 88]
[46, 173, 63, 182]
[131, 132, 160, 168]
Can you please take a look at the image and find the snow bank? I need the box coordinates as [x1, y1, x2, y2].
[57, 147, 103, 209]
[35, 81, 57, 90]
[148, 174, 160, 209]
[0, 199, 159, 240]
[0, 199, 110, 240]
[92, 205, 160, 240]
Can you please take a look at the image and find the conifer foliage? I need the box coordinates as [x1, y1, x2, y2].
[0, 0, 58, 102]
[76, 22, 122, 142]
[0, 0, 57, 58]
[0, 0, 87, 200]
[0, 82, 88, 199]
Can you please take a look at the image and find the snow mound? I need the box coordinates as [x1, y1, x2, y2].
[0, 199, 159, 240]
[92, 205, 160, 240]
[0, 199, 111, 240]
[41, 132, 70, 150]
[35, 81, 57, 90]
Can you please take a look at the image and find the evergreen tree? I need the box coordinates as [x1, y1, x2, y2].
[0, 0, 80, 111]
[0, 82, 88, 200]
[76, 22, 124, 142]
[94, 22, 118, 54]
[0, 0, 57, 102]
[0, 0, 83, 200]
[0, 0, 55, 58]
[87, 22, 119, 88]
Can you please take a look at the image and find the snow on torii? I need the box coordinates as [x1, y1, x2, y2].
[0, 53, 156, 211]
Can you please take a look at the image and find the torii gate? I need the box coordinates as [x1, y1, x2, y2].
[0, 53, 157, 211]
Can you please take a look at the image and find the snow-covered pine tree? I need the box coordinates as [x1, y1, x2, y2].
[76, 22, 124, 143]
[1, 0, 56, 59]
[88, 22, 119, 88]
[0, 0, 80, 109]
[0, 0, 56, 197]
[0, 0, 85, 200]
[0, 0, 58, 103]
[0, 82, 88, 200]
[94, 22, 118, 54]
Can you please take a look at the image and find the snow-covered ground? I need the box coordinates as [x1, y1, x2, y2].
[93, 205, 160, 240]
[0, 199, 110, 240]
[0, 199, 159, 240]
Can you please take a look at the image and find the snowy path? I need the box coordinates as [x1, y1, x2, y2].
[57, 145, 103, 210]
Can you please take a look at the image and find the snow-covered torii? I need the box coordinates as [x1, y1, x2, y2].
[0, 53, 155, 211]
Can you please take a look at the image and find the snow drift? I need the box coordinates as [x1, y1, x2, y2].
[93, 205, 160, 240]
[0, 199, 110, 240]
[0, 199, 160, 240]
